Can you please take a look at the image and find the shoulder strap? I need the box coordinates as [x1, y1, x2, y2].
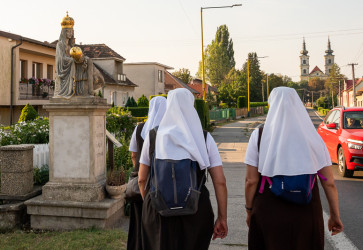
[257, 125, 264, 152]
[136, 122, 145, 152]
[149, 126, 158, 163]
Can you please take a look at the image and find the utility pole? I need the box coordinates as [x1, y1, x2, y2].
[349, 63, 358, 106]
[262, 79, 264, 102]
[312, 91, 314, 107]
[338, 80, 341, 106]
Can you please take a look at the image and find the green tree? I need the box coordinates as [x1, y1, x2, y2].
[241, 53, 263, 102]
[325, 63, 345, 97]
[218, 68, 245, 107]
[172, 68, 192, 84]
[18, 104, 38, 122]
[197, 25, 235, 87]
[137, 95, 149, 107]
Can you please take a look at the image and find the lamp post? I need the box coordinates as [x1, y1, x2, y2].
[201, 4, 242, 100]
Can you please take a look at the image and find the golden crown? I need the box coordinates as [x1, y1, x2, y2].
[61, 12, 74, 29]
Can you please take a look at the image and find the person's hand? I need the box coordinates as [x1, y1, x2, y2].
[246, 210, 252, 227]
[212, 217, 228, 240]
[328, 215, 343, 235]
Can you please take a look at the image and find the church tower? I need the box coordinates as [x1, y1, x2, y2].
[324, 37, 334, 76]
[300, 38, 310, 81]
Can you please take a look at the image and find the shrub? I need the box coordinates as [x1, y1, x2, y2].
[250, 102, 268, 107]
[219, 103, 228, 109]
[264, 106, 269, 114]
[195, 99, 210, 130]
[316, 97, 328, 109]
[237, 96, 248, 108]
[137, 95, 149, 107]
[33, 165, 49, 185]
[97, 90, 103, 98]
[18, 104, 38, 122]
[127, 107, 149, 117]
[125, 97, 137, 108]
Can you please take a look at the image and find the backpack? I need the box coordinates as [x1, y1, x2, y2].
[148, 127, 208, 216]
[257, 126, 327, 205]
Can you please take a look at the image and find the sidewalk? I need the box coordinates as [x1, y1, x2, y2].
[207, 115, 267, 250]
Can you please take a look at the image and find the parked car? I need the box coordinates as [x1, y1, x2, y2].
[317, 106, 363, 177]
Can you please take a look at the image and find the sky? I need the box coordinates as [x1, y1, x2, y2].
[1, 0, 363, 82]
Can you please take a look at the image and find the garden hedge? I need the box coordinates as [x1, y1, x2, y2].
[237, 96, 248, 108]
[149, 94, 167, 100]
[250, 102, 268, 107]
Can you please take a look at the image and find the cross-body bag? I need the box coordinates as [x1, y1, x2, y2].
[257, 125, 327, 205]
[148, 127, 208, 216]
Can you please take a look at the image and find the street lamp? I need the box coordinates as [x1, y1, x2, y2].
[201, 3, 242, 101]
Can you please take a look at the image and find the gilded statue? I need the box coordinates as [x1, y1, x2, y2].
[54, 12, 104, 98]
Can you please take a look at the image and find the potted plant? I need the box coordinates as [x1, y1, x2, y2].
[106, 168, 127, 199]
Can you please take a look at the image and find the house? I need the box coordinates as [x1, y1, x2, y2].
[339, 78, 363, 107]
[79, 44, 137, 106]
[123, 62, 173, 100]
[0, 30, 56, 125]
[187, 78, 218, 99]
[164, 71, 199, 96]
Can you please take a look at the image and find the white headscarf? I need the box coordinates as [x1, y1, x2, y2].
[141, 96, 167, 139]
[258, 87, 331, 177]
[155, 88, 210, 169]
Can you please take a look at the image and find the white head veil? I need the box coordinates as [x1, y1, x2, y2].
[258, 87, 331, 176]
[155, 88, 210, 169]
[141, 96, 167, 139]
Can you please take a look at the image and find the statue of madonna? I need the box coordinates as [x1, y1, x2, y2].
[54, 12, 104, 98]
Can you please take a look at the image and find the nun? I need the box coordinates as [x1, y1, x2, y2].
[127, 96, 167, 250]
[138, 88, 228, 250]
[244, 87, 343, 249]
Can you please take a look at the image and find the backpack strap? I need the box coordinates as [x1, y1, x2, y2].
[257, 125, 264, 152]
[257, 125, 272, 193]
[134, 122, 145, 172]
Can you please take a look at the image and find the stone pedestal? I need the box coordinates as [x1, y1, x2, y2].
[0, 145, 34, 196]
[26, 97, 126, 230]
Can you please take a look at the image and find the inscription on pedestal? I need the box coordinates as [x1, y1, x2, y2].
[53, 116, 90, 179]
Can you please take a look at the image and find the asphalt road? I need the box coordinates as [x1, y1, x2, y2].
[307, 108, 363, 249]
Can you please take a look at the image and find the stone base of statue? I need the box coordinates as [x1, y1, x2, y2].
[25, 96, 126, 230]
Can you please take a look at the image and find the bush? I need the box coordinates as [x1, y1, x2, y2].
[219, 103, 228, 109]
[149, 94, 167, 100]
[237, 96, 248, 108]
[33, 165, 49, 185]
[18, 104, 38, 122]
[0, 118, 49, 146]
[127, 107, 149, 117]
[322, 109, 330, 115]
[316, 97, 328, 109]
[125, 97, 137, 108]
[250, 102, 268, 107]
[137, 95, 149, 107]
[195, 99, 210, 130]
[264, 106, 269, 114]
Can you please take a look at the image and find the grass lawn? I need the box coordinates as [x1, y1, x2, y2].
[0, 228, 128, 250]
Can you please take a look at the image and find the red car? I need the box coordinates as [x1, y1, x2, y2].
[317, 106, 363, 177]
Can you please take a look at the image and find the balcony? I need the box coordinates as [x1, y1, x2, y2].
[19, 78, 55, 100]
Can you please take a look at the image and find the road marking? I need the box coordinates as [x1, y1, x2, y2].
[313, 110, 324, 120]
[323, 210, 358, 249]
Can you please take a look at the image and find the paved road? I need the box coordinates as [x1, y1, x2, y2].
[208, 112, 362, 249]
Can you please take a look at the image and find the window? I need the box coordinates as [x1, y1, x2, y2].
[117, 74, 126, 82]
[324, 110, 337, 125]
[111, 91, 117, 106]
[303, 60, 306, 64]
[47, 65, 53, 80]
[303, 69, 306, 74]
[123, 92, 129, 106]
[158, 70, 163, 82]
[328, 59, 332, 64]
[32, 62, 43, 78]
[20, 60, 27, 80]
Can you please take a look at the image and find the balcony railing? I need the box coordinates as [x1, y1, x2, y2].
[19, 78, 55, 100]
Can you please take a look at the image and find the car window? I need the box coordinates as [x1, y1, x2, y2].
[331, 111, 341, 129]
[325, 110, 337, 125]
[343, 112, 363, 129]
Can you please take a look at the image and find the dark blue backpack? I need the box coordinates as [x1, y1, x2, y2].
[148, 128, 207, 216]
[257, 126, 327, 205]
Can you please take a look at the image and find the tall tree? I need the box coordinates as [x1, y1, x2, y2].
[308, 77, 325, 91]
[218, 68, 245, 107]
[241, 53, 263, 102]
[172, 68, 192, 84]
[325, 63, 345, 95]
[197, 25, 235, 87]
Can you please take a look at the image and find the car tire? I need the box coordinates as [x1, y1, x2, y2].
[338, 147, 354, 178]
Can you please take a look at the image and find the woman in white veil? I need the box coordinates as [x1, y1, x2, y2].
[244, 87, 343, 249]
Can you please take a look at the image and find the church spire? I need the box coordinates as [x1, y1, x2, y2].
[300, 37, 308, 55]
[325, 37, 334, 55]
